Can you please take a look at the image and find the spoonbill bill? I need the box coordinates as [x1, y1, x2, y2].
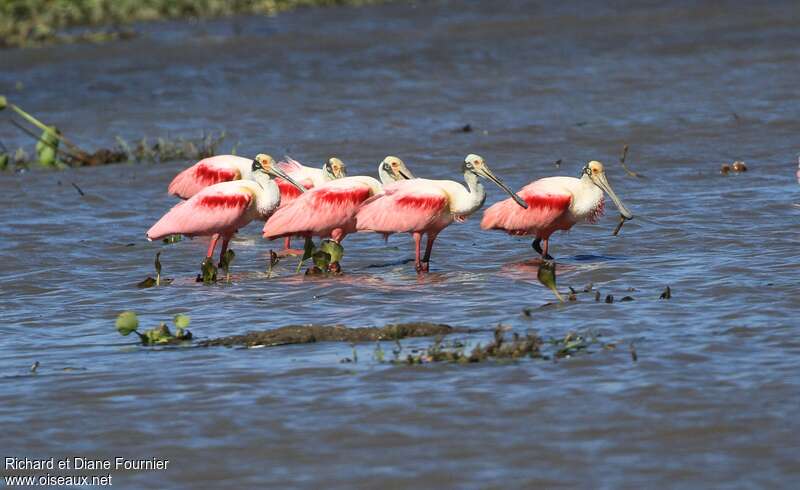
[355, 154, 528, 273]
[480, 160, 633, 259]
[147, 154, 307, 264]
[262, 156, 414, 269]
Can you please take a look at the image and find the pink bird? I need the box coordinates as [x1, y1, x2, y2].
[147, 154, 306, 264]
[167, 154, 346, 199]
[262, 156, 414, 269]
[274, 156, 347, 253]
[167, 154, 253, 199]
[356, 154, 528, 273]
[481, 160, 633, 259]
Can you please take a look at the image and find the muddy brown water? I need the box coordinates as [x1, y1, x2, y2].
[2, 0, 800, 488]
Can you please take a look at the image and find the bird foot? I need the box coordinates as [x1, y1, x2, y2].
[415, 262, 430, 274]
[328, 262, 342, 274]
[532, 239, 554, 260]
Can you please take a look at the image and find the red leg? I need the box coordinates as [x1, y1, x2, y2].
[284, 237, 291, 250]
[206, 234, 220, 259]
[413, 232, 423, 273]
[542, 239, 550, 260]
[331, 228, 346, 243]
[422, 232, 438, 272]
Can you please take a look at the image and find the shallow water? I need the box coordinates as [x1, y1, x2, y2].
[2, 0, 800, 487]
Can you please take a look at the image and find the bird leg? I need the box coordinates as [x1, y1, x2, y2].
[206, 233, 220, 258]
[421, 232, 438, 272]
[413, 232, 423, 273]
[277, 235, 304, 257]
[532, 238, 554, 260]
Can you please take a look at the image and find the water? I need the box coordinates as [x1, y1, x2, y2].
[2, 0, 800, 487]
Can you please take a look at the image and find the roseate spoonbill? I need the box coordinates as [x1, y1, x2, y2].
[355, 154, 528, 273]
[480, 160, 633, 259]
[276, 156, 347, 252]
[262, 156, 414, 269]
[147, 154, 307, 265]
[167, 154, 345, 200]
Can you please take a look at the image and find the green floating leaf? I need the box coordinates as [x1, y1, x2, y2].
[319, 239, 344, 263]
[144, 323, 173, 344]
[200, 258, 217, 284]
[35, 126, 59, 168]
[537, 260, 565, 303]
[173, 314, 190, 329]
[0, 153, 8, 171]
[115, 311, 139, 336]
[312, 250, 331, 269]
[0, 95, 7, 111]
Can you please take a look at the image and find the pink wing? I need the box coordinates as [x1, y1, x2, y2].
[148, 185, 253, 240]
[481, 181, 572, 237]
[168, 156, 244, 199]
[275, 177, 314, 207]
[263, 182, 373, 239]
[356, 182, 449, 233]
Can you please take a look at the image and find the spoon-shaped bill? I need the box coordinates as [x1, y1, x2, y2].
[479, 167, 529, 209]
[268, 165, 308, 193]
[591, 172, 633, 219]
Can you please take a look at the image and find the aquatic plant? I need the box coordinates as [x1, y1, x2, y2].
[537, 260, 565, 303]
[137, 251, 172, 288]
[0, 0, 382, 48]
[199, 258, 218, 284]
[114, 311, 192, 345]
[219, 249, 235, 283]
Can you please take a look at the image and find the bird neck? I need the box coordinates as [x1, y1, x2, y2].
[457, 170, 486, 215]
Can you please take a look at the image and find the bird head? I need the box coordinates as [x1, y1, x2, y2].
[581, 160, 633, 219]
[252, 154, 307, 193]
[462, 154, 528, 209]
[380, 156, 414, 181]
[323, 157, 347, 180]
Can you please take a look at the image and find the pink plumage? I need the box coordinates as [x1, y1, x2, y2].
[263, 178, 377, 241]
[481, 181, 575, 239]
[147, 186, 254, 240]
[167, 155, 248, 199]
[355, 182, 450, 234]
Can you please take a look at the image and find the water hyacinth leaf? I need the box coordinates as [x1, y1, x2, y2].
[302, 236, 315, 261]
[174, 314, 190, 329]
[319, 239, 344, 263]
[200, 258, 217, 284]
[537, 260, 565, 303]
[0, 95, 6, 110]
[115, 311, 139, 336]
[0, 153, 8, 170]
[220, 249, 235, 282]
[312, 250, 331, 269]
[36, 127, 59, 167]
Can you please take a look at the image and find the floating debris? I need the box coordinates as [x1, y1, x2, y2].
[630, 342, 638, 362]
[721, 161, 747, 175]
[618, 144, 643, 178]
[30, 361, 39, 373]
[605, 294, 614, 304]
[660, 286, 672, 299]
[200, 323, 461, 348]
